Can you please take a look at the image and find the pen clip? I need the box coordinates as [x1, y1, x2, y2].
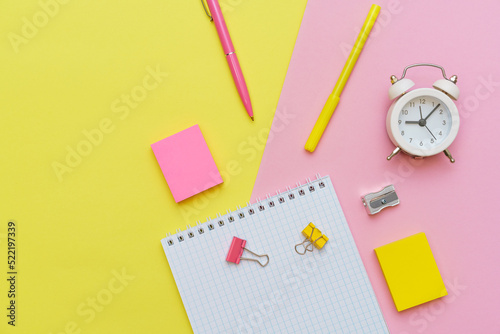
[200, 0, 213, 22]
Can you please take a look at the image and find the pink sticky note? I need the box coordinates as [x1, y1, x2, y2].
[151, 125, 223, 202]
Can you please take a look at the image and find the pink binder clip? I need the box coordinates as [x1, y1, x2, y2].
[226, 237, 269, 267]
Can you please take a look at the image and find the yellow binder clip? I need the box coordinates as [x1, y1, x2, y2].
[295, 223, 329, 255]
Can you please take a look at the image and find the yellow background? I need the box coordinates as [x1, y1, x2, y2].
[0, 0, 307, 332]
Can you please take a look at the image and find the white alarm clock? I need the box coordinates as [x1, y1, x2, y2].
[386, 63, 460, 163]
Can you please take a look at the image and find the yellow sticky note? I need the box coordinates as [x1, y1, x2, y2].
[375, 232, 447, 311]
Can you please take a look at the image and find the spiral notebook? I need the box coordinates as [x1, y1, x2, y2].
[161, 175, 388, 333]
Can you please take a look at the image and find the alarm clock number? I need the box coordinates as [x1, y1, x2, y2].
[397, 95, 452, 150]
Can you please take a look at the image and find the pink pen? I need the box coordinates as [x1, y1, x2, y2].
[203, 0, 254, 121]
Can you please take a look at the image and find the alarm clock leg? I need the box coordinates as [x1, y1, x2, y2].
[387, 147, 401, 161]
[444, 149, 455, 163]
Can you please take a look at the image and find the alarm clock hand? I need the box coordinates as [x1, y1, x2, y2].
[406, 106, 427, 125]
[424, 103, 441, 121]
[425, 126, 437, 140]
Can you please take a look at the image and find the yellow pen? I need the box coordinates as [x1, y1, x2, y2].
[305, 4, 380, 152]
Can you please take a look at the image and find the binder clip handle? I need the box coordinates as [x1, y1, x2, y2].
[241, 248, 270, 267]
[295, 235, 324, 255]
[295, 238, 314, 255]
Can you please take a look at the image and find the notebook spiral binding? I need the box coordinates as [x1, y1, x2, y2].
[165, 173, 327, 247]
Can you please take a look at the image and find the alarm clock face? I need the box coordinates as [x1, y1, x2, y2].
[387, 88, 459, 157]
[398, 95, 451, 150]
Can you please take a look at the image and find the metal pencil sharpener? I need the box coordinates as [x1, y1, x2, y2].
[361, 185, 399, 215]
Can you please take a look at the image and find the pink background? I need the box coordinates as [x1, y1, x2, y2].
[252, 0, 500, 333]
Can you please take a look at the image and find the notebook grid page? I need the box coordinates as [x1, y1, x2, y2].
[162, 176, 388, 333]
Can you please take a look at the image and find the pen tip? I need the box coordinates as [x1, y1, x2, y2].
[251, 116, 254, 121]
